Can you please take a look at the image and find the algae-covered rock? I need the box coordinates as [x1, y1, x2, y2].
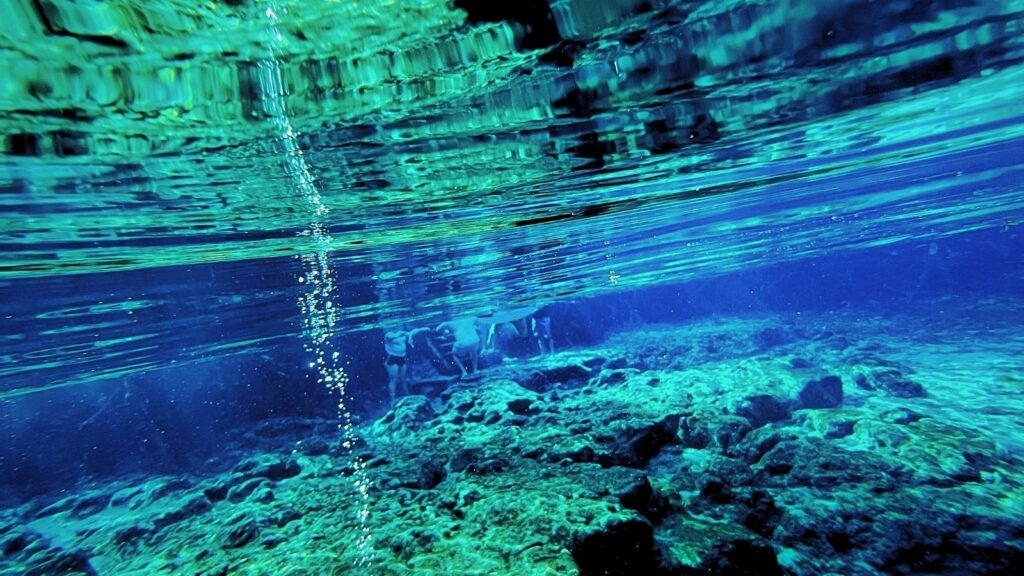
[797, 375, 844, 409]
[0, 527, 99, 576]
[848, 355, 926, 398]
[604, 415, 680, 468]
[509, 362, 593, 392]
[221, 516, 260, 549]
[24, 547, 98, 576]
[153, 494, 212, 531]
[226, 478, 271, 503]
[232, 454, 302, 481]
[738, 394, 793, 428]
[617, 476, 673, 524]
[370, 395, 435, 439]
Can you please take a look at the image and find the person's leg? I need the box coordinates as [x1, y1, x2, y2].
[451, 350, 468, 378]
[485, 324, 496, 352]
[386, 362, 399, 403]
[514, 318, 527, 336]
[399, 363, 409, 396]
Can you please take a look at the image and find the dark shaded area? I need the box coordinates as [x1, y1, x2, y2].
[53, 130, 90, 157]
[539, 39, 588, 68]
[571, 517, 662, 576]
[6, 133, 41, 156]
[0, 527, 99, 576]
[30, 0, 129, 50]
[454, 0, 562, 50]
[568, 132, 616, 170]
[619, 476, 673, 524]
[603, 415, 680, 468]
[882, 537, 1024, 576]
[738, 395, 792, 429]
[552, 87, 602, 118]
[687, 113, 720, 144]
[798, 375, 844, 409]
[692, 539, 784, 576]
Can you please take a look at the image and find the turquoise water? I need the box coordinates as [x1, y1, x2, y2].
[2, 1, 1024, 574]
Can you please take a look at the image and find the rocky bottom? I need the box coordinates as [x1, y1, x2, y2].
[3, 299, 1023, 575]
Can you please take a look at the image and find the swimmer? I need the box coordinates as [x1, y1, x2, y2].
[532, 315, 553, 355]
[480, 307, 536, 353]
[436, 318, 482, 379]
[383, 327, 429, 403]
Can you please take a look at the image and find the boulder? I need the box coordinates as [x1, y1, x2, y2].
[738, 395, 793, 428]
[797, 375, 844, 409]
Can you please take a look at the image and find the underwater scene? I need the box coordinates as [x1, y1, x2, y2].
[2, 0, 1024, 574]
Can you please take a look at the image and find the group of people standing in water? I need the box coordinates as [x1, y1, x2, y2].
[382, 308, 554, 403]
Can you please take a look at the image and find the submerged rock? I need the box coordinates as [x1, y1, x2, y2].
[232, 454, 302, 481]
[1, 529, 99, 576]
[695, 539, 784, 576]
[753, 327, 795, 351]
[881, 407, 925, 426]
[677, 454, 756, 494]
[372, 395, 435, 437]
[738, 395, 793, 428]
[604, 415, 680, 468]
[25, 547, 98, 576]
[849, 355, 926, 398]
[571, 516, 661, 576]
[712, 416, 755, 454]
[113, 523, 152, 549]
[874, 369, 926, 398]
[788, 357, 815, 369]
[741, 491, 782, 538]
[1, 530, 29, 556]
[221, 516, 260, 549]
[797, 375, 844, 409]
[153, 495, 212, 531]
[514, 363, 593, 391]
[226, 478, 271, 503]
[34, 490, 111, 519]
[9, 308, 1019, 576]
[617, 476, 673, 524]
[204, 454, 302, 503]
[413, 459, 449, 489]
[68, 492, 112, 518]
[755, 439, 908, 490]
[299, 437, 330, 456]
[506, 397, 539, 416]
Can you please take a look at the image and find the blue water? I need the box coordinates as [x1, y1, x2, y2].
[2, 1, 1024, 574]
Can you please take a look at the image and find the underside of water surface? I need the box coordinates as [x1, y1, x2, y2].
[1, 1, 1023, 575]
